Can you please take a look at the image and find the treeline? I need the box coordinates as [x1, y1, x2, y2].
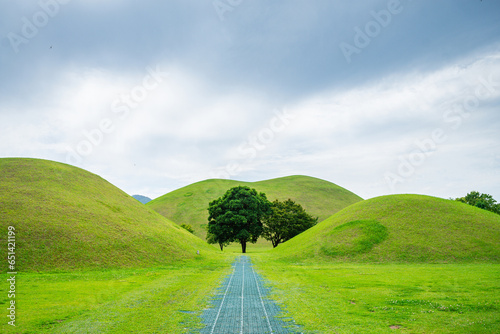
[454, 191, 500, 215]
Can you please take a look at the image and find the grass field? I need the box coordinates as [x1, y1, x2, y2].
[2, 256, 498, 333]
[273, 194, 500, 263]
[222, 241, 274, 254]
[0, 255, 236, 334]
[246, 194, 500, 332]
[2, 158, 499, 333]
[252, 256, 500, 333]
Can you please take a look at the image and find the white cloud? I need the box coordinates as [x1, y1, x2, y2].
[1, 37, 499, 201]
[215, 50, 500, 199]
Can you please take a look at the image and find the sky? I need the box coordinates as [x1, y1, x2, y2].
[1, 0, 499, 201]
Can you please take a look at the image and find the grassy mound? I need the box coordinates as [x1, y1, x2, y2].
[147, 175, 363, 238]
[0, 158, 216, 272]
[272, 194, 500, 263]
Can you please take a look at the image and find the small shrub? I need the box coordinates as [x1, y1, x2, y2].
[180, 224, 195, 234]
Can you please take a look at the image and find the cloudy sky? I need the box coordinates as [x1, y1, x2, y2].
[1, 0, 499, 201]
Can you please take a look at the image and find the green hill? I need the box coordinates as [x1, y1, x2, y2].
[147, 175, 363, 238]
[272, 194, 500, 263]
[0, 158, 216, 272]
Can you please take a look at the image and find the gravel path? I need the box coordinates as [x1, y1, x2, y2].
[199, 256, 300, 334]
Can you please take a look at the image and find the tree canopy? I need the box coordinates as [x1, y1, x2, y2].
[262, 199, 318, 248]
[207, 186, 271, 253]
[455, 191, 500, 215]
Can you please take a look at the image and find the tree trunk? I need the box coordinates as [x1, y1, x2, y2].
[241, 240, 247, 253]
[272, 237, 280, 248]
[219, 243, 223, 251]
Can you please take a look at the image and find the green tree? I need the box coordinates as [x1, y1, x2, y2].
[262, 199, 318, 248]
[455, 191, 500, 215]
[206, 224, 231, 251]
[207, 186, 271, 253]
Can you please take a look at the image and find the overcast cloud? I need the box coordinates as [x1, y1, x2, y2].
[1, 0, 499, 201]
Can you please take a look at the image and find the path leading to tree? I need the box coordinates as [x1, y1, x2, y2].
[199, 256, 300, 334]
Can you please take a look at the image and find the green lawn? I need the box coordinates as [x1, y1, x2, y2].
[252, 256, 500, 333]
[0, 255, 235, 334]
[1, 252, 498, 333]
[2, 158, 499, 333]
[222, 240, 275, 254]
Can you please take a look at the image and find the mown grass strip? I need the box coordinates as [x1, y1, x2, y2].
[0, 256, 234, 334]
[252, 257, 500, 333]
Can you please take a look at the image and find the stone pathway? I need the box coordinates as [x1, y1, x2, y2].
[198, 256, 300, 334]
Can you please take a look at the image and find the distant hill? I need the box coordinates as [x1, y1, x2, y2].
[133, 195, 152, 204]
[272, 194, 500, 263]
[146, 175, 363, 239]
[0, 158, 216, 272]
